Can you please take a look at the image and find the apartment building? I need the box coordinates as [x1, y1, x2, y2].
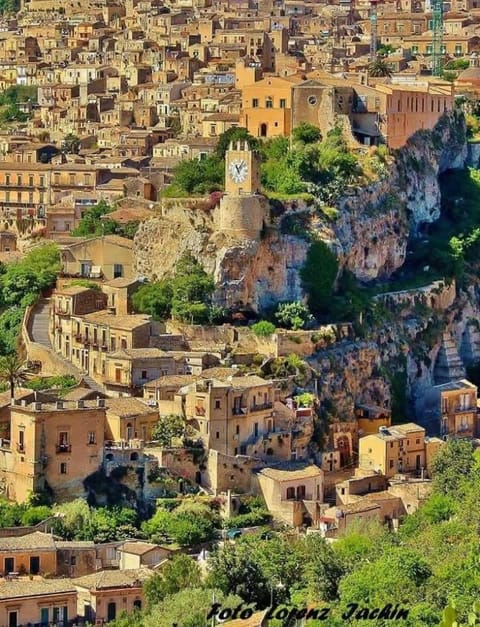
[423, 378, 478, 437]
[183, 375, 279, 457]
[358, 423, 441, 478]
[5, 398, 106, 503]
[69, 310, 151, 380]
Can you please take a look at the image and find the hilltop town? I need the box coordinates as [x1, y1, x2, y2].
[0, 0, 478, 624]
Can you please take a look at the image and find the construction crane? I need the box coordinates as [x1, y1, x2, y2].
[432, 0, 444, 77]
[370, 0, 379, 61]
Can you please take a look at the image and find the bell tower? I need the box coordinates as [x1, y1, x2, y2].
[224, 140, 260, 196]
[218, 140, 268, 240]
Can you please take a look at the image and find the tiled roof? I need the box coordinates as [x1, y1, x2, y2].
[0, 532, 56, 552]
[0, 578, 76, 600]
[258, 464, 322, 482]
[118, 541, 164, 555]
[106, 397, 157, 417]
[143, 374, 197, 388]
[73, 568, 152, 590]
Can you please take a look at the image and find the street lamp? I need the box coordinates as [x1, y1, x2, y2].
[270, 581, 285, 607]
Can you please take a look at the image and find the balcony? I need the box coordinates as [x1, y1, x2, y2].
[232, 407, 247, 416]
[16, 442, 25, 453]
[56, 443, 71, 454]
[250, 402, 273, 413]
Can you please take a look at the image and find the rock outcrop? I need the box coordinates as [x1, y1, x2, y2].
[134, 111, 467, 309]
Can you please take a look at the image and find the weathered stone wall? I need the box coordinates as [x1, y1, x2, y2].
[373, 279, 456, 312]
[134, 112, 468, 309]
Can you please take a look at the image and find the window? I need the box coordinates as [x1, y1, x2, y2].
[252, 98, 259, 108]
[216, 431, 220, 439]
[236, 425, 240, 435]
[265, 97, 273, 108]
[113, 264, 123, 278]
[17, 175, 21, 186]
[307, 94, 317, 106]
[286, 487, 295, 499]
[28, 175, 33, 186]
[389, 459, 394, 469]
[40, 608, 49, 626]
[5, 174, 9, 185]
[215, 399, 221, 409]
[88, 432, 96, 445]
[279, 98, 286, 108]
[412, 45, 419, 54]
[60, 462, 67, 474]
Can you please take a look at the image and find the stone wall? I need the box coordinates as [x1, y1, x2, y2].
[373, 279, 456, 312]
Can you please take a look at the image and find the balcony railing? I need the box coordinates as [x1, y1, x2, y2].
[250, 402, 273, 412]
[56, 443, 71, 454]
[195, 407, 206, 416]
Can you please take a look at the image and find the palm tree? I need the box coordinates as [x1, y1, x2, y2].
[0, 355, 30, 402]
[367, 57, 392, 78]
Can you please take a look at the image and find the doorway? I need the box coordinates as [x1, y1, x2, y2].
[30, 556, 40, 575]
[260, 123, 267, 137]
[4, 557, 13, 574]
[8, 612, 17, 627]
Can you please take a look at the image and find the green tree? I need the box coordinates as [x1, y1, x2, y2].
[300, 241, 338, 314]
[0, 355, 30, 401]
[172, 157, 224, 195]
[152, 414, 185, 447]
[147, 588, 242, 627]
[171, 252, 214, 324]
[142, 508, 215, 546]
[206, 543, 269, 605]
[71, 200, 113, 237]
[292, 123, 322, 144]
[275, 301, 312, 330]
[215, 127, 259, 159]
[431, 439, 475, 497]
[144, 554, 202, 608]
[132, 282, 173, 320]
[367, 57, 393, 77]
[20, 505, 52, 526]
[61, 133, 80, 154]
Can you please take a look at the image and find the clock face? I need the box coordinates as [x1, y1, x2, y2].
[229, 159, 248, 184]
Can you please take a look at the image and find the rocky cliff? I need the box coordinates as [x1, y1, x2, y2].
[134, 111, 467, 307]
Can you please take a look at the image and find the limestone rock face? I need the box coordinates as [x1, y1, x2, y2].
[134, 111, 468, 309]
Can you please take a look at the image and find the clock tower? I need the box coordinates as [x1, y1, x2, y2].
[218, 140, 268, 240]
[224, 140, 260, 195]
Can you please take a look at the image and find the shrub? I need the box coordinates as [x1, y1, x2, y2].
[251, 321, 276, 337]
[224, 510, 271, 529]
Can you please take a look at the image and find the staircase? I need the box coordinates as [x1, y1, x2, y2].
[30, 298, 51, 347]
[434, 332, 466, 385]
[29, 298, 105, 394]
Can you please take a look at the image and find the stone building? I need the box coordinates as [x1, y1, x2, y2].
[4, 398, 106, 503]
